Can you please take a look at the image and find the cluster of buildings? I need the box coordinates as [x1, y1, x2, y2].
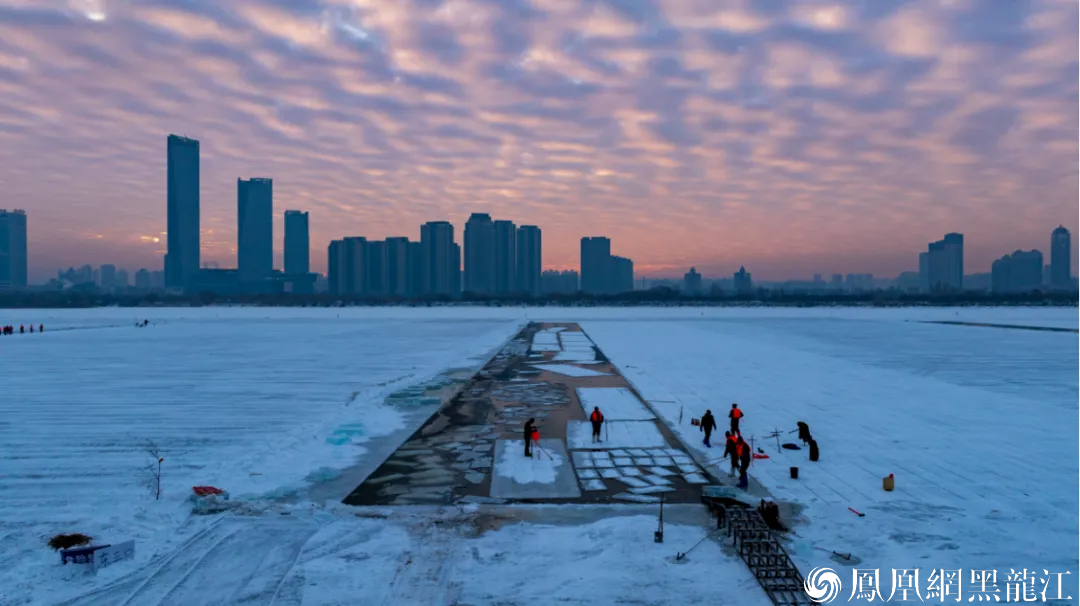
[0, 132, 1075, 298]
[165, 135, 315, 294]
[324, 216, 634, 298]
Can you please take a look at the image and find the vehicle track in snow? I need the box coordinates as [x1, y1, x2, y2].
[65, 517, 318, 606]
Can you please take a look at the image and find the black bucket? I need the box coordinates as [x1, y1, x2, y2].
[790, 467, 799, 479]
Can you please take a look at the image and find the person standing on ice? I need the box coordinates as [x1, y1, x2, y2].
[589, 407, 605, 443]
[700, 409, 717, 447]
[729, 403, 743, 434]
[736, 435, 751, 489]
[722, 431, 738, 475]
[523, 418, 536, 458]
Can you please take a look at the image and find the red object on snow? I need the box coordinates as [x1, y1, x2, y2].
[531, 429, 540, 443]
[848, 507, 865, 517]
[192, 486, 224, 496]
[752, 453, 770, 459]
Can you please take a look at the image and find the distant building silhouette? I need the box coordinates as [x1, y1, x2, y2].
[580, 237, 612, 294]
[612, 256, 634, 293]
[385, 237, 410, 297]
[100, 264, 116, 291]
[927, 233, 963, 292]
[992, 250, 1044, 293]
[733, 266, 753, 294]
[918, 252, 930, 292]
[237, 178, 273, 284]
[115, 269, 129, 289]
[166, 135, 200, 289]
[464, 213, 495, 294]
[1050, 225, 1071, 289]
[284, 210, 310, 275]
[542, 269, 579, 294]
[0, 209, 27, 290]
[327, 239, 345, 295]
[494, 219, 516, 294]
[408, 241, 425, 296]
[365, 240, 388, 296]
[683, 267, 702, 294]
[516, 226, 542, 295]
[134, 268, 152, 290]
[422, 221, 457, 295]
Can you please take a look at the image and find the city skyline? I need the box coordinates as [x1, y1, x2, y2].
[1, 1, 1077, 282]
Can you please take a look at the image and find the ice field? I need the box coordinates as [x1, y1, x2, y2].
[0, 306, 1075, 605]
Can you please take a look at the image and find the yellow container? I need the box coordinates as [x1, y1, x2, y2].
[883, 474, 895, 492]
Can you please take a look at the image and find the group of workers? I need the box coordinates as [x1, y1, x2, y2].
[1, 324, 43, 335]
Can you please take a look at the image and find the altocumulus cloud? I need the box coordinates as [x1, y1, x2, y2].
[0, 0, 1075, 280]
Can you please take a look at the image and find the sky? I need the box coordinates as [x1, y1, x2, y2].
[1, 0, 1077, 282]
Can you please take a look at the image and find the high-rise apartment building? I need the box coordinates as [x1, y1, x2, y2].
[464, 213, 495, 294]
[385, 237, 410, 297]
[366, 240, 388, 296]
[100, 264, 117, 290]
[166, 135, 200, 289]
[991, 250, 1043, 293]
[327, 240, 345, 295]
[284, 210, 309, 275]
[493, 219, 516, 294]
[612, 256, 634, 293]
[237, 178, 273, 283]
[342, 237, 368, 295]
[516, 225, 542, 295]
[1050, 226, 1071, 289]
[408, 241, 425, 296]
[421, 221, 456, 295]
[927, 233, 963, 292]
[0, 209, 28, 290]
[580, 237, 612, 294]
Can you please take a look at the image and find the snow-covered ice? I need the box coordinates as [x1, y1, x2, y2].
[3, 305, 1075, 605]
[581, 310, 1079, 596]
[566, 420, 667, 450]
[576, 386, 656, 420]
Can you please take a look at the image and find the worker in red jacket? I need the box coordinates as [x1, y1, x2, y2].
[589, 407, 604, 443]
[729, 403, 743, 434]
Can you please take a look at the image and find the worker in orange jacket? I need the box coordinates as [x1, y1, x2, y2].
[729, 403, 744, 434]
[589, 407, 604, 443]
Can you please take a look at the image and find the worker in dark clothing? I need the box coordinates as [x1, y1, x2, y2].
[20, 325, 24, 334]
[700, 409, 717, 447]
[38, 324, 43, 333]
[722, 431, 737, 476]
[29, 325, 33, 333]
[589, 407, 604, 443]
[729, 403, 743, 434]
[797, 421, 812, 445]
[523, 418, 536, 458]
[737, 436, 751, 489]
[808, 438, 820, 462]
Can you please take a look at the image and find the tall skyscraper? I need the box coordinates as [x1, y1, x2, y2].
[493, 219, 516, 294]
[284, 210, 309, 275]
[421, 221, 456, 295]
[0, 209, 28, 290]
[1051, 225, 1071, 289]
[927, 233, 963, 292]
[580, 237, 612, 294]
[237, 178, 273, 283]
[100, 264, 117, 290]
[516, 225, 542, 295]
[166, 135, 200, 289]
[464, 213, 495, 294]
[385, 237, 410, 297]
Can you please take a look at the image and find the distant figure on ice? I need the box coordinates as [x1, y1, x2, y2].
[523, 418, 536, 458]
[737, 435, 751, 489]
[729, 403, 743, 434]
[724, 431, 738, 476]
[700, 409, 717, 447]
[590, 407, 605, 443]
[20, 325, 25, 334]
[29, 325, 33, 333]
[758, 500, 787, 531]
[38, 324, 43, 333]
